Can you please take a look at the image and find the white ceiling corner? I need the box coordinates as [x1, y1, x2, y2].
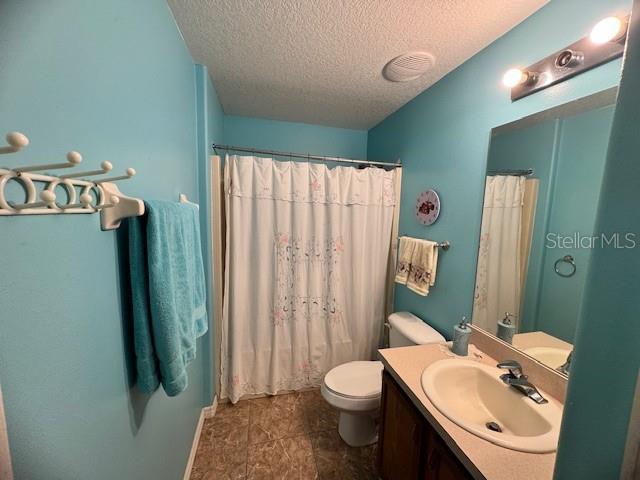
[168, 0, 548, 130]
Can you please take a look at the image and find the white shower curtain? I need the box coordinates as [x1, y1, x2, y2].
[473, 175, 525, 334]
[221, 155, 398, 402]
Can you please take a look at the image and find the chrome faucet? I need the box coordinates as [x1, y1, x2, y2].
[497, 360, 548, 404]
[556, 351, 572, 376]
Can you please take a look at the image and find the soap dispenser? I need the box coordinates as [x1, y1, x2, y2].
[452, 315, 471, 356]
[496, 312, 516, 344]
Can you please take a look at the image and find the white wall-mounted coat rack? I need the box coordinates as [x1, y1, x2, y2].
[0, 131, 144, 230]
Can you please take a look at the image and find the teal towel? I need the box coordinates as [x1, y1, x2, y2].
[128, 200, 208, 396]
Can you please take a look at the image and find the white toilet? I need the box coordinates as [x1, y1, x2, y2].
[321, 311, 445, 447]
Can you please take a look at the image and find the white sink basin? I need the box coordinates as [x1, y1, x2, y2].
[421, 359, 563, 453]
[523, 347, 571, 370]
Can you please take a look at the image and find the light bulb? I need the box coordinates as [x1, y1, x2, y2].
[502, 68, 528, 88]
[590, 17, 624, 44]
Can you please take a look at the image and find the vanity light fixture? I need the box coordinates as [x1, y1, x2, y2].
[504, 14, 629, 101]
[590, 16, 626, 45]
[502, 68, 537, 88]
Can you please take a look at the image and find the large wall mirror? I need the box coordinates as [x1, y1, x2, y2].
[472, 88, 618, 377]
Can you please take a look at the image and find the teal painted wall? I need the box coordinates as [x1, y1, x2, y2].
[0, 2, 223, 479]
[487, 105, 614, 341]
[535, 106, 613, 342]
[555, 2, 640, 476]
[224, 115, 368, 159]
[367, 0, 630, 340]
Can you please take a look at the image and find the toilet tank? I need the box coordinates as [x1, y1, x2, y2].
[388, 312, 445, 347]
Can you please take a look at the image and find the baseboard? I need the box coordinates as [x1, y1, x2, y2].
[203, 395, 218, 418]
[183, 395, 218, 480]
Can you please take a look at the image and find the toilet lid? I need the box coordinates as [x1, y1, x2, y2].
[324, 361, 384, 399]
[388, 312, 445, 345]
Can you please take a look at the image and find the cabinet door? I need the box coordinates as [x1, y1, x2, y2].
[378, 371, 425, 480]
[424, 429, 472, 480]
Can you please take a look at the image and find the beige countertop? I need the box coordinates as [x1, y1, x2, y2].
[378, 343, 559, 480]
[512, 331, 573, 351]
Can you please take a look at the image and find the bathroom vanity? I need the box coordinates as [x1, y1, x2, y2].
[378, 369, 472, 479]
[377, 344, 560, 480]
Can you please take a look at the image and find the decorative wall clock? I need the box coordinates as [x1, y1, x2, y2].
[415, 189, 440, 225]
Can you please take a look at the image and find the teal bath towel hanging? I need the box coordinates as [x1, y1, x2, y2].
[128, 200, 208, 396]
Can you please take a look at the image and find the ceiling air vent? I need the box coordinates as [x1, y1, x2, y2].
[383, 51, 435, 82]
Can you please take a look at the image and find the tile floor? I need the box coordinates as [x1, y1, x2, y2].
[190, 389, 378, 480]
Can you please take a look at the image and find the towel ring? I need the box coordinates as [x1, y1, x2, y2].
[554, 255, 576, 278]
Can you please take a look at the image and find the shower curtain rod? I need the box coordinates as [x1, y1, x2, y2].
[212, 143, 401, 168]
[486, 168, 534, 176]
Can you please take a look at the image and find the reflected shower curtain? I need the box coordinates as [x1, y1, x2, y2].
[222, 155, 398, 402]
[473, 175, 525, 334]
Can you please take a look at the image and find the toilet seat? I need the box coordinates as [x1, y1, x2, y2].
[320, 312, 445, 447]
[322, 361, 383, 412]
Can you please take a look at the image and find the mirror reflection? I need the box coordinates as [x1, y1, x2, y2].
[473, 90, 618, 375]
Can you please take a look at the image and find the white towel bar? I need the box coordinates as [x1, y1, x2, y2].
[399, 235, 450, 250]
[179, 193, 199, 209]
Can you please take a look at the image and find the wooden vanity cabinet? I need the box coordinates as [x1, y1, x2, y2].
[377, 369, 426, 479]
[377, 370, 473, 480]
[423, 428, 473, 480]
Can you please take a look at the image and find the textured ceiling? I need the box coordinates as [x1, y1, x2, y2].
[168, 0, 548, 129]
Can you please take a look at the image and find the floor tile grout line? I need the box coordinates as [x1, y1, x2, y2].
[248, 418, 337, 442]
[308, 432, 327, 480]
[246, 427, 337, 448]
[243, 390, 338, 447]
[243, 433, 249, 480]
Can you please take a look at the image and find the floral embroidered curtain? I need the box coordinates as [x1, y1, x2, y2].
[221, 155, 398, 402]
[473, 175, 525, 334]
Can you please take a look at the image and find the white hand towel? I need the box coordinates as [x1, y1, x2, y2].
[395, 237, 416, 285]
[406, 240, 439, 296]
